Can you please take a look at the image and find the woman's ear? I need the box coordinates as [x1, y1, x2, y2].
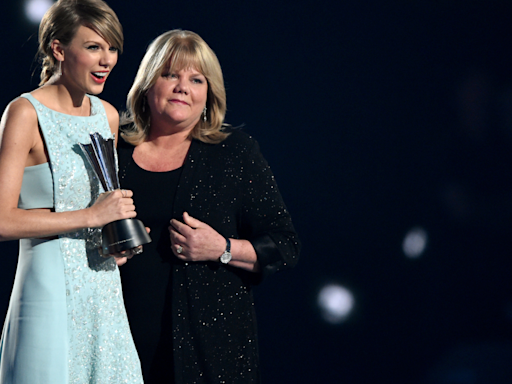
[51, 39, 65, 62]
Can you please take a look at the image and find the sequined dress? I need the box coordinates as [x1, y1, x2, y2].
[117, 130, 300, 383]
[0, 93, 143, 384]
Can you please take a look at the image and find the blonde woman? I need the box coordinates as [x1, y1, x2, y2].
[119, 29, 300, 383]
[0, 1, 142, 382]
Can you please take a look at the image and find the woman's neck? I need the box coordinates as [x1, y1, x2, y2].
[133, 131, 192, 172]
[146, 128, 191, 149]
[42, 77, 90, 115]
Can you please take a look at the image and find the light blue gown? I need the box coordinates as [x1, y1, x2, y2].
[0, 94, 143, 384]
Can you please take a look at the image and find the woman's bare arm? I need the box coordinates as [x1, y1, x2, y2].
[0, 98, 135, 241]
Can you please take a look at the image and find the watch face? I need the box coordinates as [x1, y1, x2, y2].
[220, 251, 232, 264]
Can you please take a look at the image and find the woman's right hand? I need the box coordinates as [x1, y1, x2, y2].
[87, 189, 136, 228]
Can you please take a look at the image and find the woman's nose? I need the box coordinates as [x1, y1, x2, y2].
[174, 79, 189, 94]
[100, 51, 117, 67]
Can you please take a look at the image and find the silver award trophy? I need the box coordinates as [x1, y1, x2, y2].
[79, 132, 151, 254]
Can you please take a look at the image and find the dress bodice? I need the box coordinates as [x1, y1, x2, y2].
[20, 93, 109, 213]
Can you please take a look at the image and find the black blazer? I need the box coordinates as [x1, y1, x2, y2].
[172, 128, 300, 279]
[118, 128, 300, 383]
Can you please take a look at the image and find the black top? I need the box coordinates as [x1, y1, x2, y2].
[118, 143, 182, 382]
[117, 129, 300, 384]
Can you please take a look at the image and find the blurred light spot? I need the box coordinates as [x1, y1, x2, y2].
[317, 284, 354, 324]
[402, 227, 428, 258]
[25, 0, 53, 24]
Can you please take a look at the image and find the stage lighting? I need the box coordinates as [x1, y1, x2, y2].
[25, 0, 53, 24]
[317, 284, 354, 324]
[402, 226, 428, 258]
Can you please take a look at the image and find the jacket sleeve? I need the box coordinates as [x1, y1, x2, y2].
[237, 136, 301, 280]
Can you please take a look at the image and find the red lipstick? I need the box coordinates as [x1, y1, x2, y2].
[91, 71, 108, 84]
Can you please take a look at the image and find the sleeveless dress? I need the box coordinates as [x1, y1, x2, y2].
[0, 94, 143, 384]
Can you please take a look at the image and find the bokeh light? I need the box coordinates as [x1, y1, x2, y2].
[402, 226, 428, 259]
[317, 284, 354, 324]
[25, 0, 53, 24]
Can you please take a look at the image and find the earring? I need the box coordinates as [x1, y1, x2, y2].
[55, 60, 62, 77]
[203, 106, 207, 122]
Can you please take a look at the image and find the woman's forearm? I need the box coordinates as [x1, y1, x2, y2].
[0, 207, 94, 241]
[0, 189, 136, 241]
[227, 238, 261, 272]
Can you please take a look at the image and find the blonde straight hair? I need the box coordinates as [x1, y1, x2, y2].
[121, 29, 229, 145]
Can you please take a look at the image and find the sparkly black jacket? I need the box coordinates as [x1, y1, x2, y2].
[120, 128, 300, 383]
[172, 128, 300, 280]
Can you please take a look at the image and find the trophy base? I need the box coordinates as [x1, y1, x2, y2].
[102, 218, 152, 254]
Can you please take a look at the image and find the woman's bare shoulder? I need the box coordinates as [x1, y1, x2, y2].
[0, 96, 40, 166]
[99, 99, 118, 117]
[1, 97, 38, 132]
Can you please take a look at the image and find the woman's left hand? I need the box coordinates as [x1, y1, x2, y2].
[113, 246, 143, 266]
[108, 227, 150, 266]
[169, 212, 226, 262]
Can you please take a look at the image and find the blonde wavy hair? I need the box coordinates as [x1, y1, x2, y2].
[38, 0, 123, 86]
[121, 29, 229, 145]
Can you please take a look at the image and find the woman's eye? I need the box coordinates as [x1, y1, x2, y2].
[109, 47, 119, 53]
[86, 45, 99, 50]
[192, 78, 204, 84]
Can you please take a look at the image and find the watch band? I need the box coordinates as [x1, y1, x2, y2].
[220, 238, 232, 264]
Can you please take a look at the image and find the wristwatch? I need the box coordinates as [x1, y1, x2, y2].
[220, 238, 232, 264]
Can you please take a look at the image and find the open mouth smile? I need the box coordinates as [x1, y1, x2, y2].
[91, 72, 108, 84]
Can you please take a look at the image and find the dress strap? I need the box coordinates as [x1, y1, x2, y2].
[19, 93, 107, 120]
[88, 94, 106, 117]
[19, 93, 40, 107]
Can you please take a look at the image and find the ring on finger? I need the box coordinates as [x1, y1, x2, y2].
[176, 245, 183, 254]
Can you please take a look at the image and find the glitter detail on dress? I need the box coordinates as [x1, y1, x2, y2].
[21, 93, 143, 383]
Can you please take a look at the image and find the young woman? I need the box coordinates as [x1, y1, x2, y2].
[0, 1, 143, 383]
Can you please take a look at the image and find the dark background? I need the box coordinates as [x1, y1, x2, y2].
[2, 1, 512, 383]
